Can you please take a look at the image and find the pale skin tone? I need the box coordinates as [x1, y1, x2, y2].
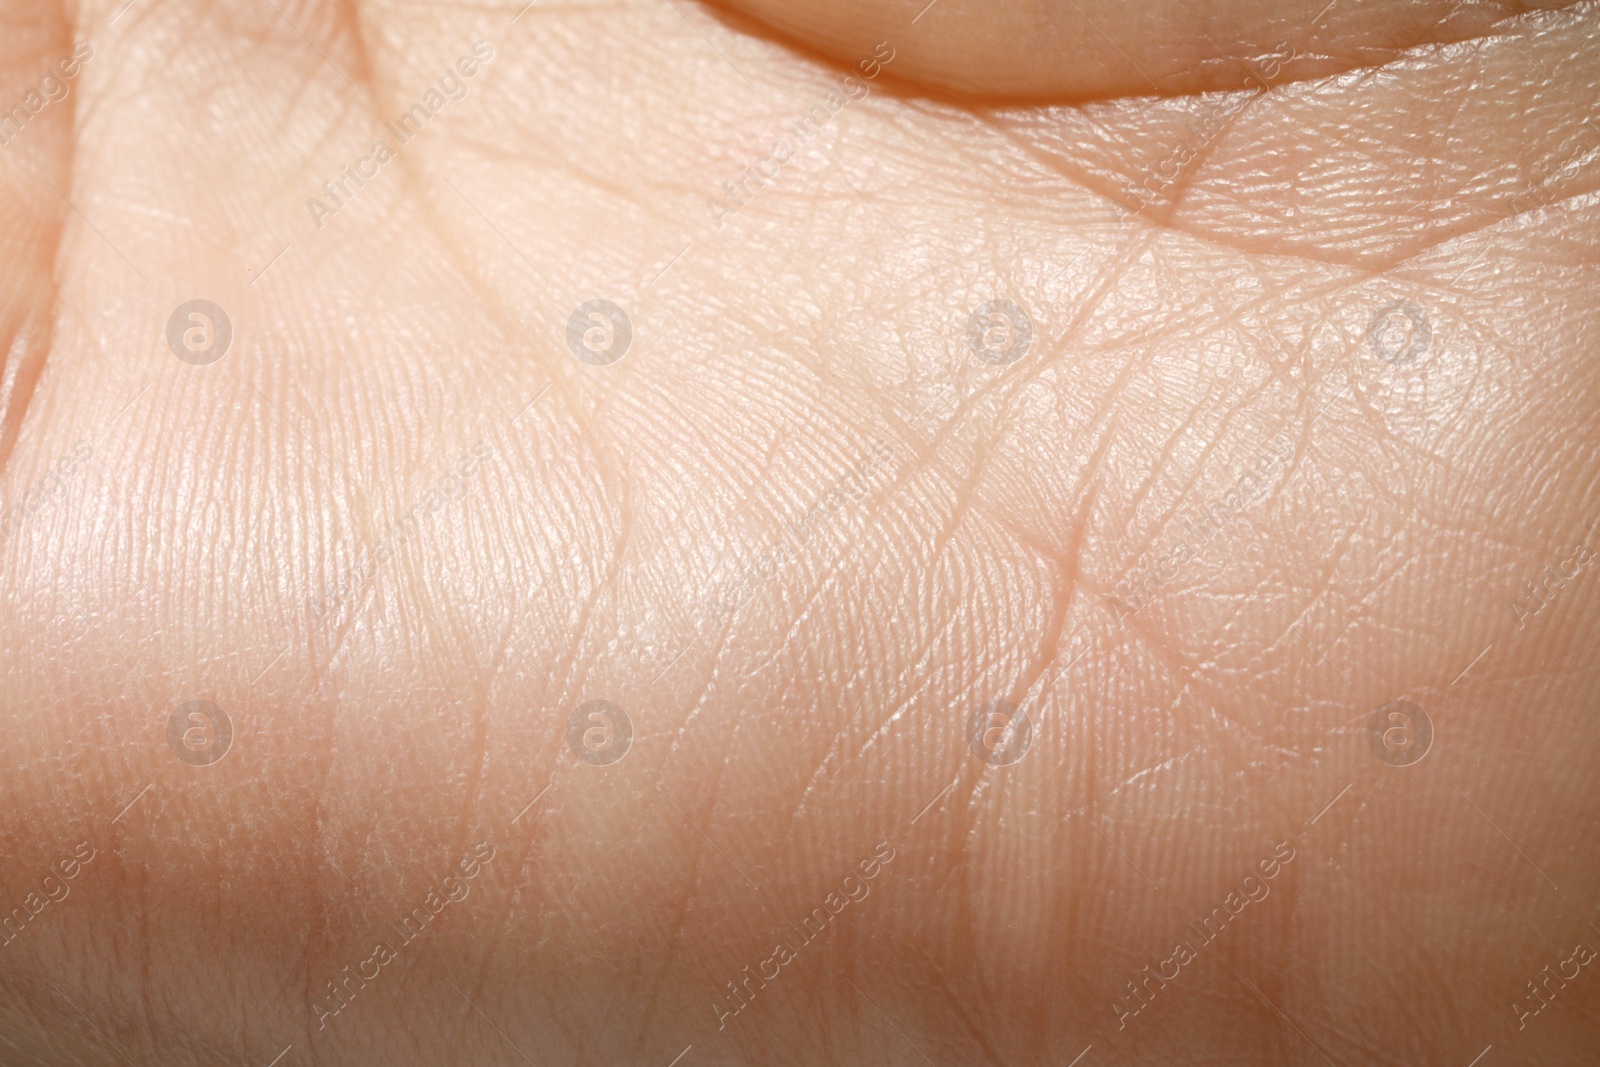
[0, 0, 1598, 1064]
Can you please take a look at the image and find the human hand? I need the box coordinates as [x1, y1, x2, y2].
[1, 1, 1597, 1064]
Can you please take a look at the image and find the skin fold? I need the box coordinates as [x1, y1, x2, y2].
[0, 0, 1597, 1065]
[710, 0, 1586, 99]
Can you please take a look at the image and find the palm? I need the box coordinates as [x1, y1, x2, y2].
[2, 1, 1598, 1065]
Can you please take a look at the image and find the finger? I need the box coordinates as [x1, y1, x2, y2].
[712, 0, 1579, 99]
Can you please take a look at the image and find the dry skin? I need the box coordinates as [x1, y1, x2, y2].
[0, 1, 1598, 1065]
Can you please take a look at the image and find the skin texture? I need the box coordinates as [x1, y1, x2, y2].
[0, 1, 1598, 1066]
[711, 0, 1585, 99]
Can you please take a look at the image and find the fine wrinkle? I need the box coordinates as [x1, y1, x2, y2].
[0, 0, 76, 482]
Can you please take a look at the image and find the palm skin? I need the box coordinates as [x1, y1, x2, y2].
[1, 0, 1598, 1065]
